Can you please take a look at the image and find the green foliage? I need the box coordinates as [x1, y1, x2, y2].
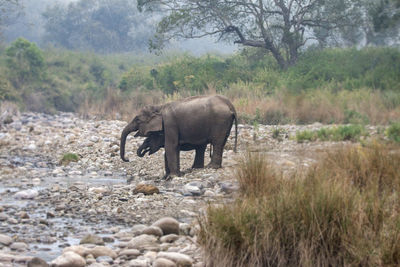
[296, 125, 368, 143]
[60, 153, 79, 165]
[286, 47, 400, 92]
[296, 130, 316, 143]
[5, 38, 45, 87]
[387, 122, 400, 143]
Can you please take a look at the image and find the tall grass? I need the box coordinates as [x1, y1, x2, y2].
[199, 143, 400, 266]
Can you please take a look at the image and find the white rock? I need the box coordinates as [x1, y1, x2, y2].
[14, 189, 39, 199]
[32, 178, 41, 185]
[10, 242, 28, 251]
[128, 234, 158, 249]
[63, 245, 91, 257]
[88, 187, 108, 194]
[51, 251, 86, 267]
[153, 258, 177, 267]
[128, 259, 149, 267]
[156, 252, 193, 267]
[0, 234, 12, 246]
[90, 136, 100, 143]
[26, 143, 37, 150]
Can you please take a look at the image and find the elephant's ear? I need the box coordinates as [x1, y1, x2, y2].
[143, 113, 162, 136]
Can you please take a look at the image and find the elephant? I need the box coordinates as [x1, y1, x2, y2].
[120, 95, 238, 179]
[136, 132, 211, 171]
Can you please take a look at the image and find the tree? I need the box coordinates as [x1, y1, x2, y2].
[138, 0, 358, 69]
[5, 37, 45, 87]
[42, 0, 155, 53]
[0, 0, 22, 37]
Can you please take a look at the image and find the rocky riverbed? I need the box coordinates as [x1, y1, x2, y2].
[0, 112, 383, 266]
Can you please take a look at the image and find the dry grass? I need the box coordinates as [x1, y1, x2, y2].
[76, 85, 400, 125]
[198, 142, 400, 266]
[78, 87, 164, 120]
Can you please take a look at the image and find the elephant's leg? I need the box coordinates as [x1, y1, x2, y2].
[162, 153, 170, 179]
[207, 131, 230, 169]
[164, 134, 182, 177]
[207, 143, 224, 169]
[192, 145, 206, 168]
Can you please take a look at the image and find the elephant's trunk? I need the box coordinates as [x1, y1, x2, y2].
[120, 122, 136, 162]
[137, 141, 150, 157]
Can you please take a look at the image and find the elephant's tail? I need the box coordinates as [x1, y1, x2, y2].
[233, 113, 238, 153]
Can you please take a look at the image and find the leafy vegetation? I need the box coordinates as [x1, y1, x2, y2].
[0, 40, 399, 124]
[387, 122, 400, 143]
[296, 125, 368, 143]
[60, 153, 79, 165]
[199, 143, 400, 266]
[138, 0, 400, 68]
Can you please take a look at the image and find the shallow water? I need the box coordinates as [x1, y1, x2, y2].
[0, 174, 128, 262]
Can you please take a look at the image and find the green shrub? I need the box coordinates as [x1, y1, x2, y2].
[296, 130, 316, 143]
[296, 125, 368, 143]
[5, 38, 46, 87]
[60, 153, 79, 165]
[332, 125, 367, 141]
[387, 122, 400, 143]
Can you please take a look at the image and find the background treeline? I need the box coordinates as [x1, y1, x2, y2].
[1, 38, 399, 125]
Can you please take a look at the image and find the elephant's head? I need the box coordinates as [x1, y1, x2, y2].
[137, 132, 165, 157]
[120, 105, 163, 162]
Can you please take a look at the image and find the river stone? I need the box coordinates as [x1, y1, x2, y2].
[19, 211, 29, 219]
[0, 213, 7, 221]
[219, 182, 239, 194]
[27, 257, 49, 267]
[160, 234, 179, 243]
[51, 251, 86, 267]
[179, 223, 191, 236]
[88, 187, 108, 194]
[63, 245, 91, 257]
[182, 185, 202, 196]
[80, 234, 105, 245]
[89, 246, 118, 259]
[0, 234, 12, 246]
[156, 252, 193, 267]
[152, 217, 180, 235]
[142, 226, 163, 237]
[96, 255, 113, 264]
[10, 242, 28, 251]
[128, 259, 148, 267]
[143, 251, 157, 261]
[133, 184, 160, 195]
[128, 234, 159, 250]
[153, 258, 177, 267]
[14, 189, 39, 199]
[118, 248, 140, 259]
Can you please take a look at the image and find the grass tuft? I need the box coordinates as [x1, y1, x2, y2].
[296, 125, 368, 143]
[60, 153, 79, 165]
[387, 122, 400, 143]
[199, 142, 400, 266]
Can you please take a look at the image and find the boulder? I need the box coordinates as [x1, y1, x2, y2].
[152, 217, 180, 235]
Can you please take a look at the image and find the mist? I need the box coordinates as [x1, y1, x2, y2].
[2, 0, 236, 55]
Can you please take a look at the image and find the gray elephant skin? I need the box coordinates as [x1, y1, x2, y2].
[120, 95, 238, 179]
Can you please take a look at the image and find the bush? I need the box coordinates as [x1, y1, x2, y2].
[5, 38, 46, 87]
[296, 125, 368, 143]
[199, 143, 400, 266]
[296, 130, 316, 143]
[387, 122, 400, 143]
[60, 153, 79, 165]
